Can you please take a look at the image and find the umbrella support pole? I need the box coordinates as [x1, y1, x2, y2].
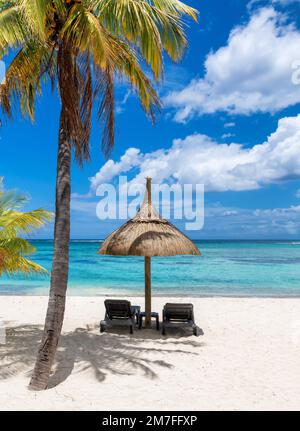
[145, 256, 151, 328]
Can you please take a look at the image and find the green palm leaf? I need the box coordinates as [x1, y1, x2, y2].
[0, 4, 26, 55]
[1, 0, 197, 155]
[0, 188, 53, 276]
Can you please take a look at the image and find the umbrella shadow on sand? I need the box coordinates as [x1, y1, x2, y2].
[0, 324, 204, 389]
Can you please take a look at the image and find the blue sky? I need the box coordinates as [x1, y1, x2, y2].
[1, 0, 300, 239]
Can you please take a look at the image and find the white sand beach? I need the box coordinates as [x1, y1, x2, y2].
[0, 295, 300, 411]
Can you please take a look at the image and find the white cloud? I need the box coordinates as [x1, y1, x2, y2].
[248, 0, 300, 7]
[115, 90, 131, 114]
[204, 203, 300, 237]
[70, 191, 300, 237]
[221, 133, 235, 139]
[274, 0, 300, 3]
[164, 8, 300, 122]
[252, 205, 300, 235]
[224, 122, 236, 128]
[89, 147, 141, 189]
[90, 114, 300, 192]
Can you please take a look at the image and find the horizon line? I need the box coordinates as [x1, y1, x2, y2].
[30, 238, 300, 241]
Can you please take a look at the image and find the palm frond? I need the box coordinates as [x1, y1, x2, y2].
[59, 4, 116, 159]
[1, 40, 55, 120]
[0, 237, 36, 255]
[0, 189, 28, 213]
[94, 64, 115, 157]
[0, 208, 53, 238]
[57, 42, 88, 163]
[0, 5, 27, 55]
[0, 253, 48, 276]
[106, 36, 161, 118]
[95, 0, 198, 78]
[77, 51, 92, 161]
[60, 3, 111, 69]
[0, 188, 52, 276]
[95, 0, 163, 79]
[152, 0, 198, 21]
[1, 0, 197, 159]
[19, 0, 48, 41]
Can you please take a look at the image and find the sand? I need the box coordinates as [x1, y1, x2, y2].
[0, 295, 300, 411]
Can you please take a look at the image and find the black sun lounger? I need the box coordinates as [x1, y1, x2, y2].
[100, 299, 141, 334]
[162, 303, 201, 336]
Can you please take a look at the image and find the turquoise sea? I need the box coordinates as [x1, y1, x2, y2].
[1, 240, 300, 296]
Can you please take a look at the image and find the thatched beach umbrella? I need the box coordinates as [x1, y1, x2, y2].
[98, 177, 201, 328]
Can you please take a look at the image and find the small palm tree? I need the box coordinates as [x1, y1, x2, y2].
[0, 0, 198, 390]
[0, 183, 53, 275]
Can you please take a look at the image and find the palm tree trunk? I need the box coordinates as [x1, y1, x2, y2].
[29, 110, 71, 390]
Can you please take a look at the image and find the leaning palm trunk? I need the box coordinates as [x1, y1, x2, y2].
[29, 44, 75, 390]
[29, 108, 71, 390]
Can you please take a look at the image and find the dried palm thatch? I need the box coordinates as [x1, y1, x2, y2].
[98, 177, 201, 328]
[98, 180, 201, 257]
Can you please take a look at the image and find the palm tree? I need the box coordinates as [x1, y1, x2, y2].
[0, 0, 198, 390]
[0, 182, 53, 275]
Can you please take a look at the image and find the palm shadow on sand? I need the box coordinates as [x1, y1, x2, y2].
[0, 324, 204, 388]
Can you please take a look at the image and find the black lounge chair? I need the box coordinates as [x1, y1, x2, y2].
[162, 303, 201, 336]
[100, 299, 141, 334]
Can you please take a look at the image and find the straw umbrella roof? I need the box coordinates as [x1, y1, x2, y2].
[98, 181, 201, 257]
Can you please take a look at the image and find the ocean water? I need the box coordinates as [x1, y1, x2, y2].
[1, 240, 300, 296]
